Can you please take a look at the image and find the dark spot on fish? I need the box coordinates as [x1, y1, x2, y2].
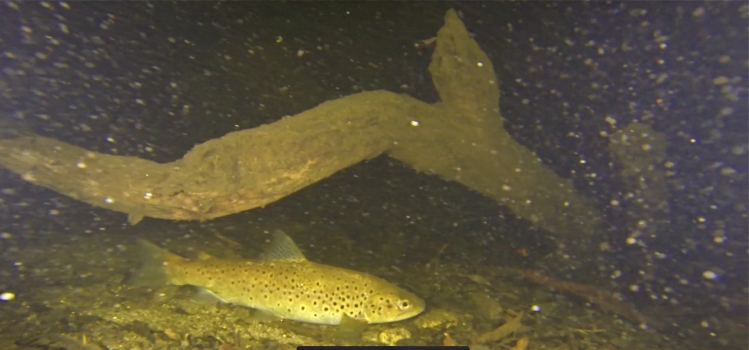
[301, 306, 305, 311]
[324, 307, 329, 311]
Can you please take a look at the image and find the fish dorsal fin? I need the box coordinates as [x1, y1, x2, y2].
[258, 230, 307, 262]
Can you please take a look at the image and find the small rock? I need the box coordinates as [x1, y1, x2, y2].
[378, 328, 412, 346]
[414, 309, 460, 329]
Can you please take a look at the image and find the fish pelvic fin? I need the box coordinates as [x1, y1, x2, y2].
[130, 239, 184, 287]
[336, 314, 368, 343]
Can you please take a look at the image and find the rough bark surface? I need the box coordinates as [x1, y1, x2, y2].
[0, 10, 600, 236]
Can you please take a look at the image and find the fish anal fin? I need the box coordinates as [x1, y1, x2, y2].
[251, 309, 283, 323]
[192, 288, 226, 305]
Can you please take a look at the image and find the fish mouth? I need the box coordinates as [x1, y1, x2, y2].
[396, 308, 425, 322]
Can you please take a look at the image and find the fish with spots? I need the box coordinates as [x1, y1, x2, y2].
[131, 230, 425, 325]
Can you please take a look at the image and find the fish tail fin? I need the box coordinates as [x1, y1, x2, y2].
[130, 239, 184, 286]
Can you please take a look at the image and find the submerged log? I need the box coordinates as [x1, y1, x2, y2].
[0, 9, 599, 236]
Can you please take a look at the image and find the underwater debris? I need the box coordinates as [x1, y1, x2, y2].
[218, 340, 237, 350]
[569, 325, 607, 335]
[510, 336, 529, 350]
[377, 327, 412, 346]
[163, 328, 182, 341]
[468, 291, 503, 321]
[0, 9, 601, 239]
[471, 311, 523, 345]
[52, 334, 103, 350]
[443, 332, 457, 346]
[458, 273, 493, 287]
[508, 268, 650, 326]
[425, 243, 449, 272]
[212, 231, 242, 247]
[414, 309, 460, 329]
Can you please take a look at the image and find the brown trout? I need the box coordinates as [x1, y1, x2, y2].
[131, 230, 425, 325]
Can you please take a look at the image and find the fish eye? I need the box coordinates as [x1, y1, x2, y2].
[399, 300, 410, 309]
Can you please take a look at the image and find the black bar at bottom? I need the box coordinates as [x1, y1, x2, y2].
[298, 347, 469, 350]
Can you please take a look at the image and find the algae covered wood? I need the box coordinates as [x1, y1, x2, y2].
[0, 9, 599, 236]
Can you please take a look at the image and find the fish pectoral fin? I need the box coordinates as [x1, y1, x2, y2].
[250, 309, 283, 323]
[336, 314, 368, 342]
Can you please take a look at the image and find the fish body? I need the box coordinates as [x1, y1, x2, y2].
[132, 230, 425, 325]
